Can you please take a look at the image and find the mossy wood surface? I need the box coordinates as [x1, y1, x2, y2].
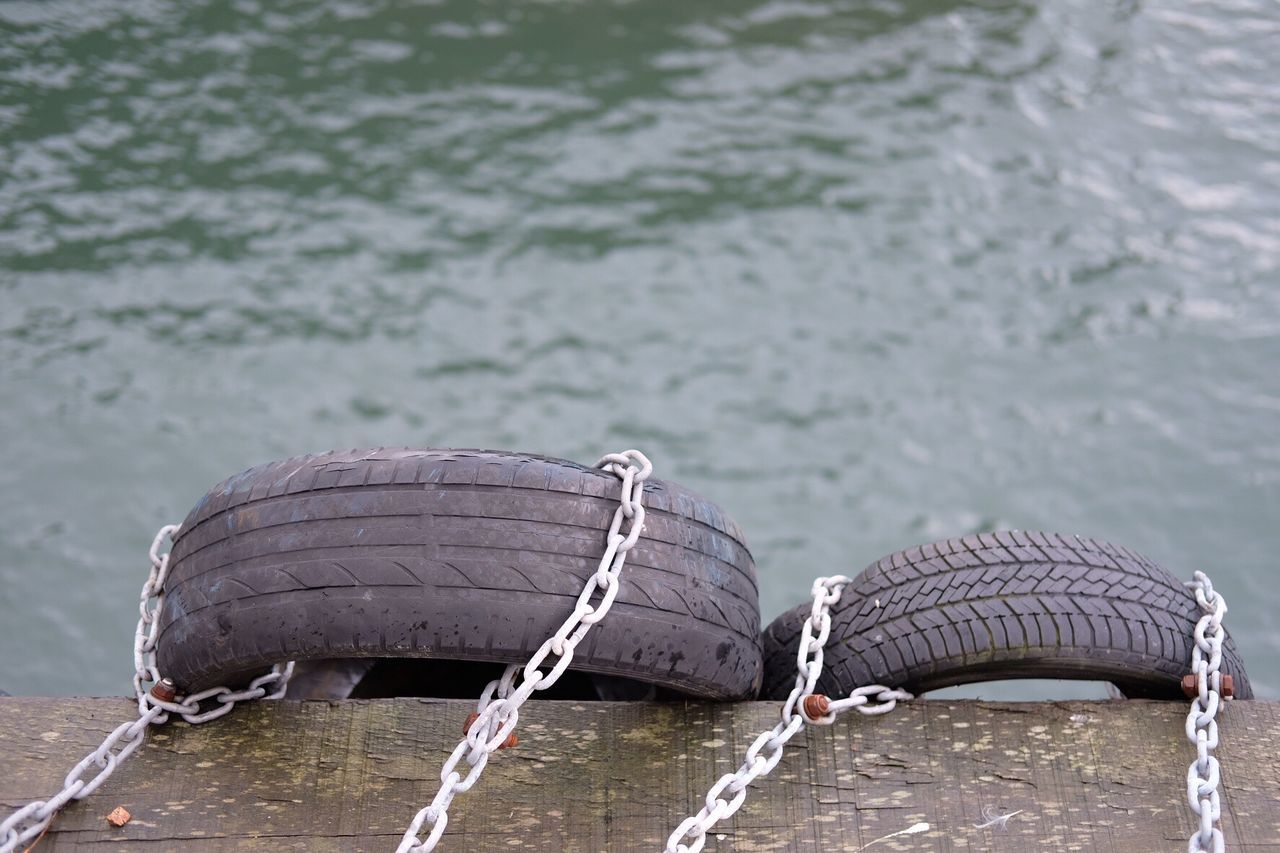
[2, 698, 1277, 851]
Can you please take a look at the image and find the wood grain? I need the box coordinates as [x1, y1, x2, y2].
[2, 698, 1276, 851]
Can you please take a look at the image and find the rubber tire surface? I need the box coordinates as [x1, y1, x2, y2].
[156, 449, 761, 700]
[760, 531, 1251, 700]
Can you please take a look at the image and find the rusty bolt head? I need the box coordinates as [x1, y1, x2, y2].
[1182, 673, 1234, 700]
[463, 711, 517, 749]
[149, 678, 177, 703]
[802, 694, 831, 720]
[106, 806, 131, 827]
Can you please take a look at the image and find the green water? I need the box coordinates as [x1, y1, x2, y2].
[1, 0, 1277, 700]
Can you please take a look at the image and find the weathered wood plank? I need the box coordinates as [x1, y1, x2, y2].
[2, 698, 1277, 851]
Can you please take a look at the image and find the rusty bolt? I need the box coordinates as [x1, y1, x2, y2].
[149, 678, 177, 703]
[106, 806, 131, 827]
[463, 711, 517, 749]
[1182, 673, 1234, 700]
[802, 694, 831, 720]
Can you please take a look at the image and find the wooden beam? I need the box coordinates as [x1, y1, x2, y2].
[2, 698, 1277, 851]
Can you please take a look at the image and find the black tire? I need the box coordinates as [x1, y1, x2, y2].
[760, 531, 1252, 700]
[156, 448, 761, 700]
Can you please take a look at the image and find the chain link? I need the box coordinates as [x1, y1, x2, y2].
[665, 575, 911, 853]
[0, 525, 294, 853]
[397, 449, 653, 853]
[1185, 571, 1229, 853]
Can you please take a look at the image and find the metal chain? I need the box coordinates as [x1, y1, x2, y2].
[0, 489, 1238, 853]
[665, 575, 911, 853]
[397, 449, 653, 853]
[1185, 570, 1229, 853]
[0, 525, 294, 853]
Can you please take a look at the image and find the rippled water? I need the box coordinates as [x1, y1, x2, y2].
[2, 0, 1278, 699]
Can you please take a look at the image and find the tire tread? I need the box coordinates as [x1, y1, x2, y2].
[158, 449, 762, 700]
[760, 531, 1251, 700]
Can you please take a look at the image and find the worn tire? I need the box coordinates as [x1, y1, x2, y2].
[156, 449, 761, 700]
[760, 532, 1251, 700]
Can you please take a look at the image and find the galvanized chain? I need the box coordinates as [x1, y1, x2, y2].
[0, 525, 294, 853]
[1185, 570, 1230, 853]
[665, 575, 911, 853]
[397, 449, 653, 853]
[0, 487, 1239, 853]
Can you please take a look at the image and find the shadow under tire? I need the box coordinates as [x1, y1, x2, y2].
[760, 531, 1251, 700]
[156, 448, 762, 700]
